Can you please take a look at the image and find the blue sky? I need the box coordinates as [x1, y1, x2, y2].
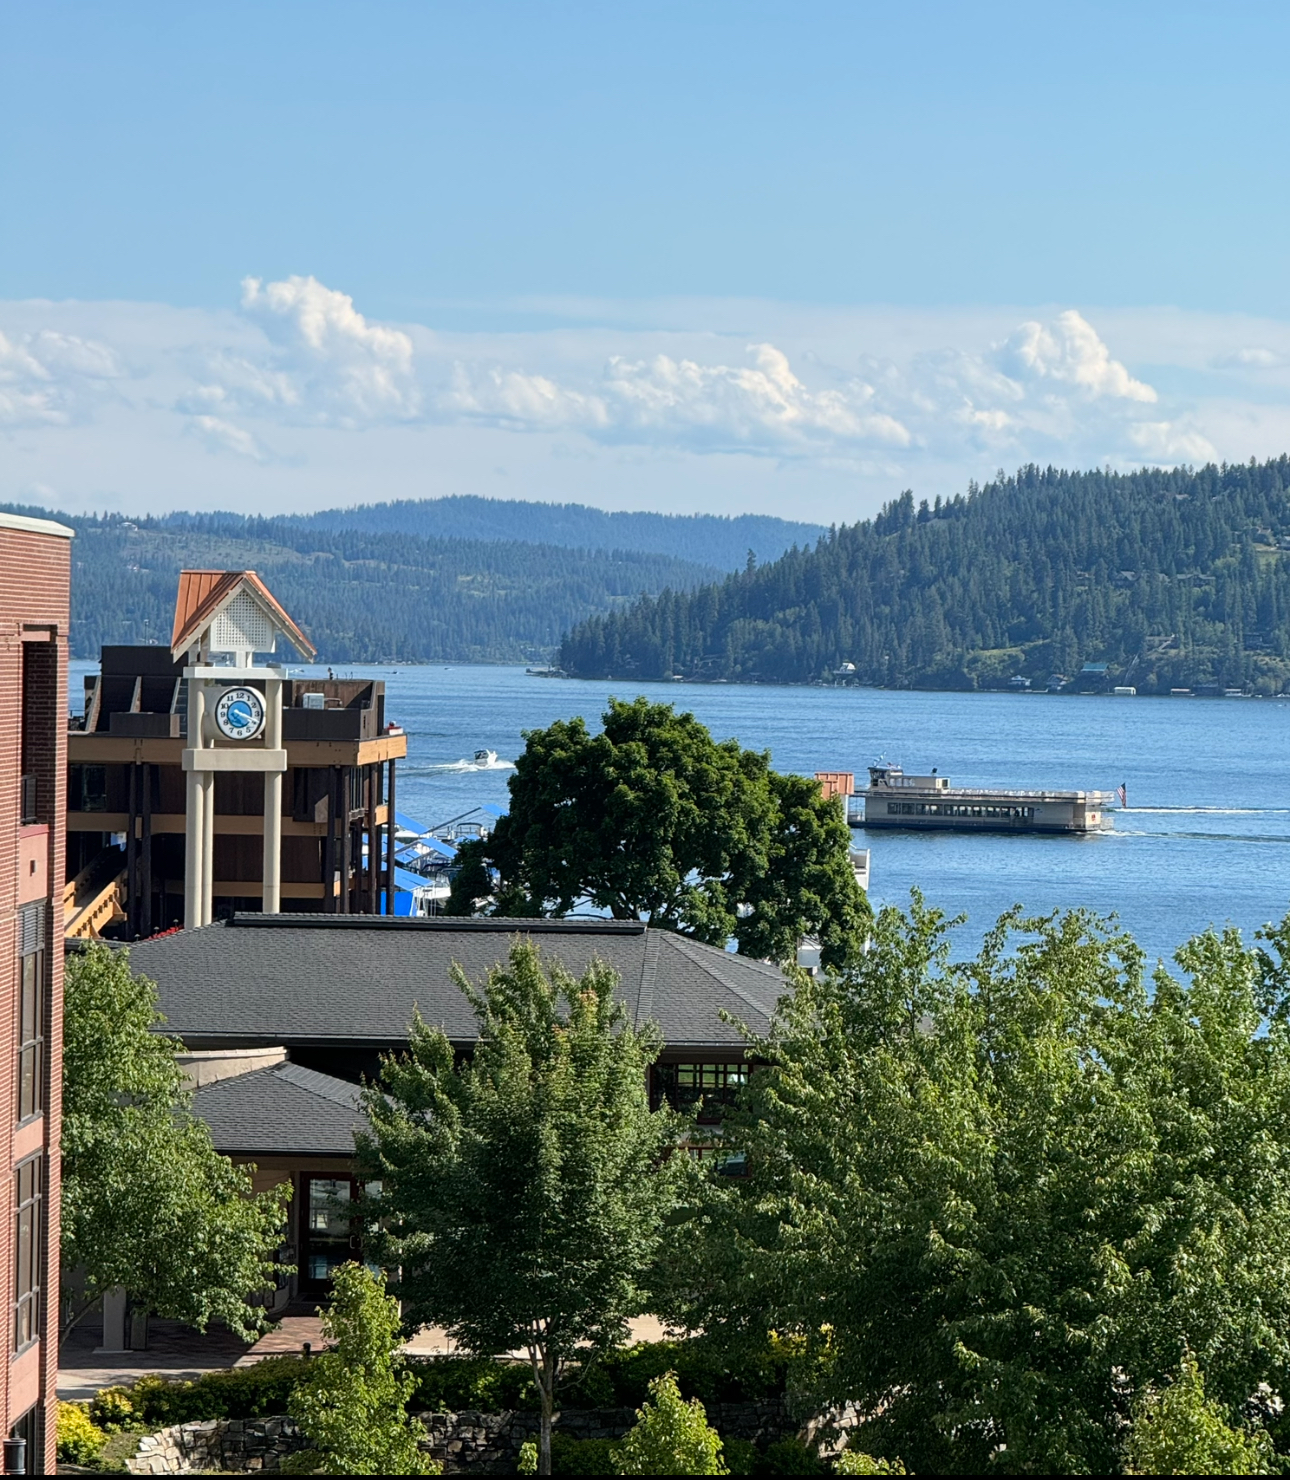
[4, 2, 1290, 521]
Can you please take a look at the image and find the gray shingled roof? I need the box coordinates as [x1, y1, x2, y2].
[130, 915, 787, 1052]
[192, 1060, 365, 1156]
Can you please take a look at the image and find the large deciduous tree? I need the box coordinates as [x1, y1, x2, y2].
[357, 941, 684, 1476]
[659, 897, 1290, 1474]
[447, 697, 868, 970]
[61, 944, 290, 1344]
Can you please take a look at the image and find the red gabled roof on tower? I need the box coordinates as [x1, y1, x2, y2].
[171, 570, 317, 660]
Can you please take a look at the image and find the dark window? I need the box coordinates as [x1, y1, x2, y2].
[69, 764, 108, 813]
[653, 1062, 749, 1123]
[17, 906, 44, 1123]
[14, 1155, 41, 1352]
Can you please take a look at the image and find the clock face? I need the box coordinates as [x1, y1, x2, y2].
[215, 685, 266, 741]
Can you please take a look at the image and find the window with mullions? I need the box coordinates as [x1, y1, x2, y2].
[653, 1063, 749, 1123]
[17, 906, 44, 1123]
[14, 1155, 41, 1352]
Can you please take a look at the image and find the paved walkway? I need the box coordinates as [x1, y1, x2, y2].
[58, 1318, 254, 1401]
[60, 1312, 677, 1398]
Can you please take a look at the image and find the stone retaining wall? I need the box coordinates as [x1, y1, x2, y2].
[125, 1417, 305, 1474]
[123, 1400, 795, 1473]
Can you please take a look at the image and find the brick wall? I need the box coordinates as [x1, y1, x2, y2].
[0, 521, 71, 1474]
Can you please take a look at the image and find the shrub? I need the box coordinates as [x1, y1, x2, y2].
[88, 1387, 140, 1432]
[721, 1436, 759, 1475]
[763, 1437, 824, 1474]
[90, 1355, 307, 1430]
[613, 1371, 727, 1475]
[406, 1355, 537, 1413]
[57, 1402, 107, 1465]
[835, 1454, 906, 1476]
[551, 1433, 622, 1473]
[589, 1338, 788, 1408]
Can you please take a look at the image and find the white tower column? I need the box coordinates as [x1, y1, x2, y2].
[184, 677, 207, 930]
[201, 770, 216, 925]
[261, 676, 283, 914]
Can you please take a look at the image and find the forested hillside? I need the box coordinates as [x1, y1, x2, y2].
[6, 509, 723, 663]
[560, 461, 1290, 695]
[281, 496, 822, 569]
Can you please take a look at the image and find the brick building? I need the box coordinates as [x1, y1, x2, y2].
[0, 511, 73, 1473]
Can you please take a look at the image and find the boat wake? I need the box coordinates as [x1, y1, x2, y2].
[423, 756, 516, 773]
[1113, 828, 1290, 844]
[1120, 806, 1290, 815]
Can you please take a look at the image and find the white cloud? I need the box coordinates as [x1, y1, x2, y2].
[442, 363, 610, 430]
[998, 310, 1157, 402]
[184, 414, 271, 462]
[446, 341, 911, 454]
[1125, 420, 1218, 463]
[229, 275, 421, 423]
[2, 285, 1286, 521]
[0, 328, 121, 426]
[1213, 346, 1282, 369]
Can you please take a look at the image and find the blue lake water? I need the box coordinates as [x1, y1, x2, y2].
[71, 660, 1290, 964]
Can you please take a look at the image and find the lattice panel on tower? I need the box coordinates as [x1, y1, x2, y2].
[211, 590, 276, 654]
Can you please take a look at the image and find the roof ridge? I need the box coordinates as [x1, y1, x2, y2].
[273, 1060, 362, 1107]
[663, 932, 785, 1023]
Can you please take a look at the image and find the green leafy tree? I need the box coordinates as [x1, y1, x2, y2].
[1124, 1352, 1273, 1475]
[358, 941, 684, 1476]
[61, 944, 290, 1344]
[612, 1371, 727, 1475]
[447, 697, 869, 969]
[835, 1454, 906, 1475]
[660, 898, 1290, 1474]
[289, 1262, 439, 1476]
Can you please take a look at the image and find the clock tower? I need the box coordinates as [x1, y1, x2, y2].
[170, 571, 316, 929]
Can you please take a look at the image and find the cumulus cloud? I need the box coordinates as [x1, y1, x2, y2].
[0, 284, 1266, 512]
[194, 275, 422, 425]
[446, 341, 911, 454]
[998, 310, 1157, 402]
[0, 328, 120, 426]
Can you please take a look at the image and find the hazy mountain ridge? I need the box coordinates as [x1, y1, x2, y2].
[559, 461, 1290, 695]
[5, 506, 733, 663]
[273, 495, 824, 569]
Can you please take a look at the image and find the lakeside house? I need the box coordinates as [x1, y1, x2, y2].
[125, 913, 784, 1308]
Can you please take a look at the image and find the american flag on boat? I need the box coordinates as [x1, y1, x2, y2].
[1116, 782, 1127, 808]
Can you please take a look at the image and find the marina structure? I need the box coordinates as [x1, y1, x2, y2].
[843, 763, 1113, 835]
[65, 572, 408, 936]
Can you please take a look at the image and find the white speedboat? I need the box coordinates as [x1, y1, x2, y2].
[473, 748, 498, 767]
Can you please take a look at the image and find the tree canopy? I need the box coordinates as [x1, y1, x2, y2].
[561, 459, 1290, 694]
[357, 941, 685, 1475]
[658, 897, 1290, 1474]
[447, 696, 870, 970]
[61, 944, 290, 1343]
